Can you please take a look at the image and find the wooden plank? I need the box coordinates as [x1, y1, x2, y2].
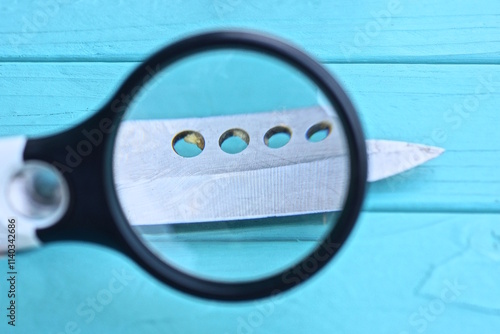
[0, 62, 498, 212]
[0, 0, 499, 63]
[0, 2, 497, 334]
[1, 212, 499, 333]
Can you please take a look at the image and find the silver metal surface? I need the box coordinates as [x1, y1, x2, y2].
[114, 107, 443, 225]
[366, 139, 444, 182]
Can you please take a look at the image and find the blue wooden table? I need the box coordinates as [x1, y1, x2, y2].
[1, 1, 499, 333]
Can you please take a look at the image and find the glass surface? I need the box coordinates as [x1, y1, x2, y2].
[112, 49, 351, 283]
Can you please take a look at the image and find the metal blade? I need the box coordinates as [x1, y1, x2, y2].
[114, 107, 443, 225]
[367, 140, 444, 182]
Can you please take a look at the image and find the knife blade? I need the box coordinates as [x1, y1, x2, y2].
[114, 107, 443, 225]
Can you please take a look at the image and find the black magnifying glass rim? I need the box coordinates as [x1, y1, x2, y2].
[103, 29, 367, 301]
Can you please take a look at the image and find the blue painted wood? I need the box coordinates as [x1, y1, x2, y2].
[0, 1, 499, 63]
[1, 212, 499, 333]
[0, 1, 499, 333]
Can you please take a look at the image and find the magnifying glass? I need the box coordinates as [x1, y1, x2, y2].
[0, 30, 367, 301]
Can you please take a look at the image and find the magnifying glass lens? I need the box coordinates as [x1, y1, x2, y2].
[113, 49, 351, 283]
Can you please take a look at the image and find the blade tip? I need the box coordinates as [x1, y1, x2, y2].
[424, 145, 445, 159]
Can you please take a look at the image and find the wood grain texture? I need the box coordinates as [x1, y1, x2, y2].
[0, 0, 499, 62]
[0, 1, 499, 333]
[1, 63, 498, 212]
[1, 212, 499, 334]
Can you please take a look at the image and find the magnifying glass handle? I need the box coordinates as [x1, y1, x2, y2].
[0, 136, 42, 254]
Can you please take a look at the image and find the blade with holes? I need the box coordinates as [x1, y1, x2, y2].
[113, 107, 443, 225]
